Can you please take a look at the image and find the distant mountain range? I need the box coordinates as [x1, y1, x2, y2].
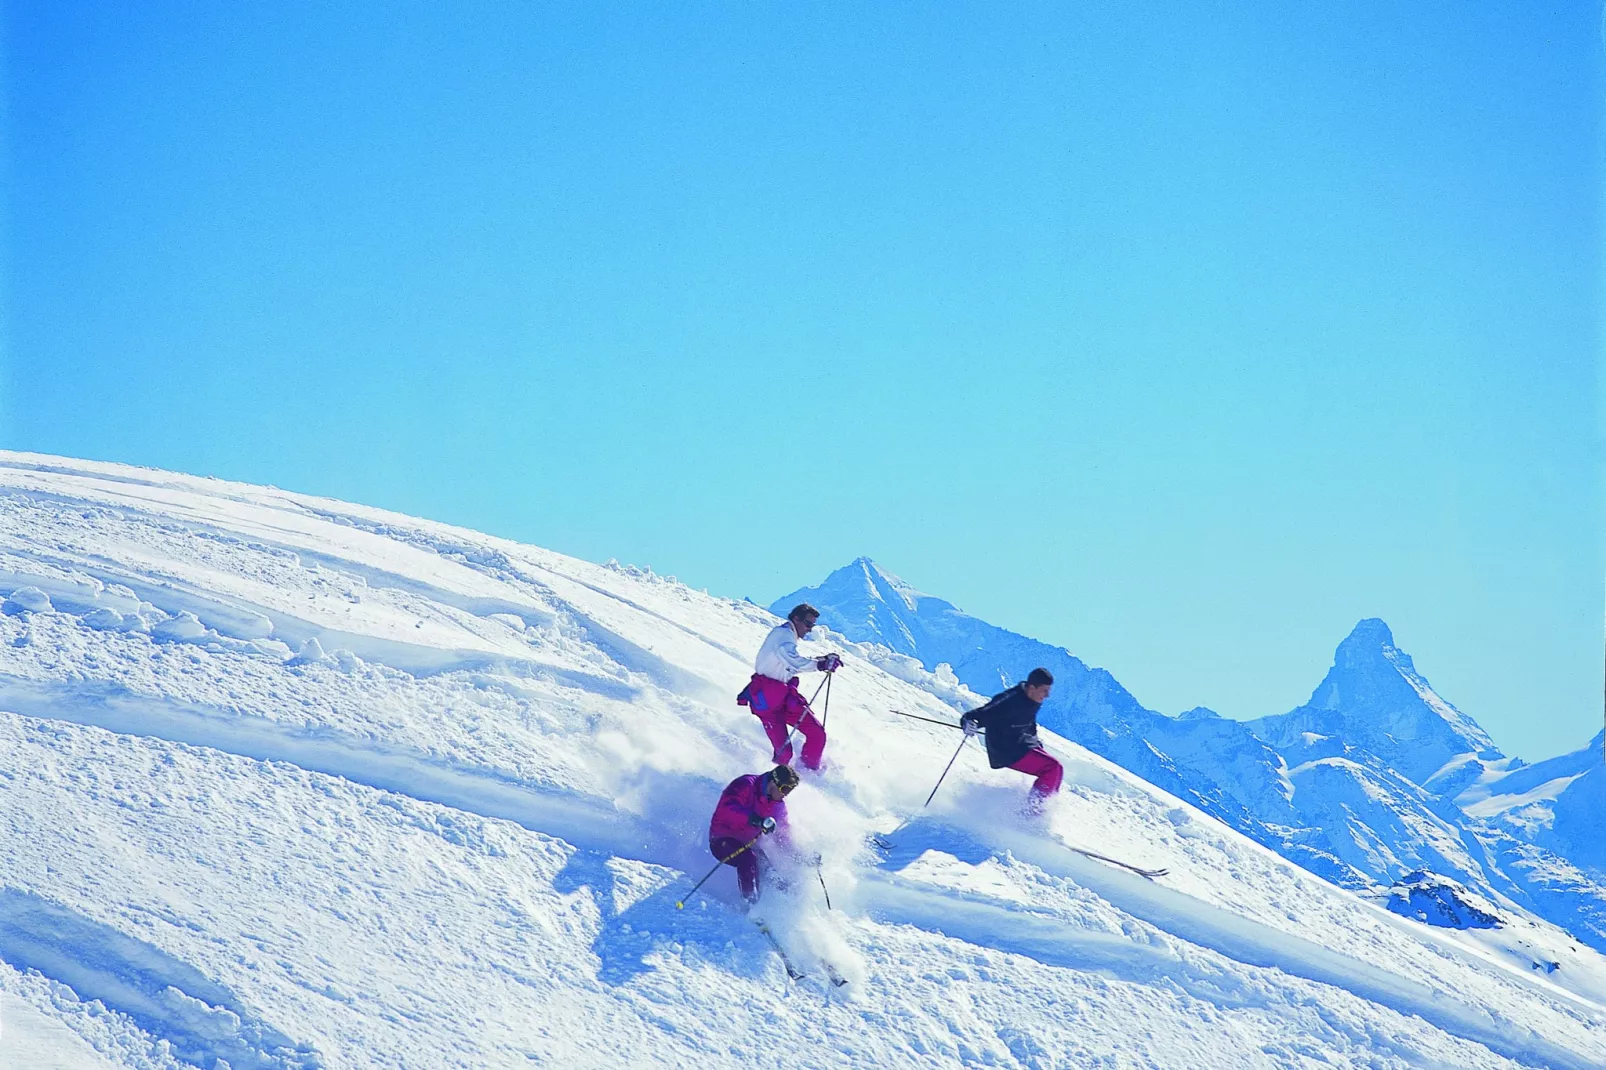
[775, 557, 1606, 951]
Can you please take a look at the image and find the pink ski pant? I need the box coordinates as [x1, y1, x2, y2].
[1008, 748, 1064, 798]
[710, 836, 761, 900]
[750, 683, 826, 770]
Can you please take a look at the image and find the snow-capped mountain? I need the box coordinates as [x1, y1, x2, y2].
[1465, 729, 1605, 865]
[776, 558, 1606, 955]
[775, 557, 1152, 725]
[1251, 617, 1503, 788]
[3, 455, 1604, 1069]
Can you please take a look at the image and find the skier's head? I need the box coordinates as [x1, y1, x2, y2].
[787, 603, 821, 636]
[765, 764, 800, 800]
[1025, 667, 1054, 703]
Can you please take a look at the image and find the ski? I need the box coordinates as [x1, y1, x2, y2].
[755, 921, 849, 986]
[755, 921, 806, 981]
[1067, 845, 1168, 880]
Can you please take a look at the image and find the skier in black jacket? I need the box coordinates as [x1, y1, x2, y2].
[959, 667, 1062, 810]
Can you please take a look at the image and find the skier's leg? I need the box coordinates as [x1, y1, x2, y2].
[1008, 748, 1064, 802]
[793, 710, 827, 771]
[748, 678, 796, 764]
[756, 710, 795, 765]
[733, 852, 760, 901]
[710, 837, 761, 901]
[782, 687, 826, 770]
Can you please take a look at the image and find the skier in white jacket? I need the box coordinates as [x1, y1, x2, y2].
[737, 603, 840, 770]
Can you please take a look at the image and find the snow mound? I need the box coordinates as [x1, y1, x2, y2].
[3, 585, 52, 615]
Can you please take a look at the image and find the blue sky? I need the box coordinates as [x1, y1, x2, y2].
[3, 2, 1600, 759]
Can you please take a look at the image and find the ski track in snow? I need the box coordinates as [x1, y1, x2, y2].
[0, 677, 658, 864]
[873, 825, 1596, 1070]
[1, 454, 1604, 1068]
[0, 889, 320, 1069]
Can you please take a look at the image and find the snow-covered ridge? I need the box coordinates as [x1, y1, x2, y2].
[782, 557, 1606, 959]
[1, 452, 1603, 1069]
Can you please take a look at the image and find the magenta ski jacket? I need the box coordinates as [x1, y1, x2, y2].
[708, 773, 789, 844]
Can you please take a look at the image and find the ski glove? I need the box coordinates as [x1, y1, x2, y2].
[962, 719, 981, 738]
[816, 653, 843, 672]
[760, 817, 778, 835]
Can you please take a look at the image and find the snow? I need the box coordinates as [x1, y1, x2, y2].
[3, 585, 53, 615]
[1464, 773, 1588, 819]
[1, 989, 127, 1069]
[0, 451, 1603, 1068]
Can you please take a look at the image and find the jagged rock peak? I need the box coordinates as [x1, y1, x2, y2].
[1312, 618, 1425, 710]
[1340, 617, 1395, 652]
[1331, 618, 1420, 673]
[1292, 617, 1503, 777]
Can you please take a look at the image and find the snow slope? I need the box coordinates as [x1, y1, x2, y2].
[779, 558, 1606, 955]
[1, 453, 1604, 1069]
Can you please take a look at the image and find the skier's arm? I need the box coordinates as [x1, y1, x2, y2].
[773, 628, 819, 675]
[961, 692, 1004, 731]
[713, 781, 762, 836]
[764, 803, 792, 851]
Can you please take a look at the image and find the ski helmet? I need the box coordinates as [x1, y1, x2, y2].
[769, 765, 800, 794]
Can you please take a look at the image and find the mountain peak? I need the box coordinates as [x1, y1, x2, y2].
[1341, 618, 1396, 652]
[809, 557, 933, 615]
[1330, 618, 1420, 678]
[773, 559, 948, 656]
[1261, 619, 1502, 785]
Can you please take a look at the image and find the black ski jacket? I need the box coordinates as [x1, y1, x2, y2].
[960, 683, 1043, 769]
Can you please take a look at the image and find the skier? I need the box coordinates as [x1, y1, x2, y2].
[737, 603, 841, 771]
[707, 765, 800, 903]
[959, 667, 1062, 811]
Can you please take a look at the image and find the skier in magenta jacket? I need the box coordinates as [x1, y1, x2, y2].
[737, 603, 840, 771]
[707, 765, 799, 902]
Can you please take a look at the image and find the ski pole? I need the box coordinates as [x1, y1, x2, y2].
[890, 709, 962, 730]
[818, 671, 834, 731]
[781, 669, 834, 758]
[816, 865, 832, 910]
[676, 836, 760, 910]
[924, 734, 969, 808]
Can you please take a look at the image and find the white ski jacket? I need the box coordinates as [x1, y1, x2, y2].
[754, 621, 819, 683]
